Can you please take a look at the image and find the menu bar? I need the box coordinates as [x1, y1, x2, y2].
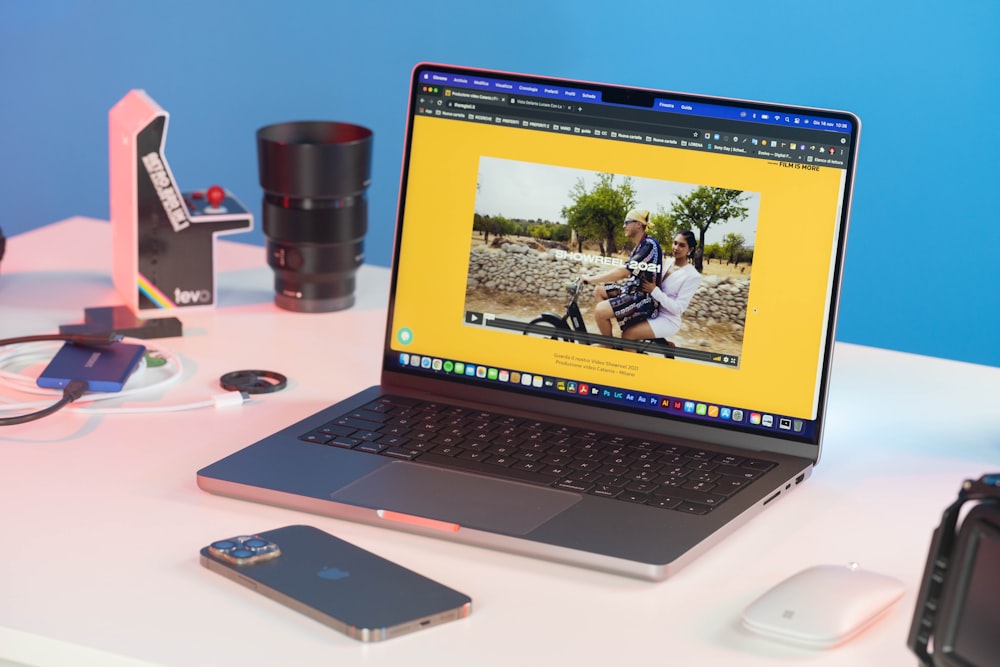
[417, 84, 851, 168]
[419, 69, 854, 135]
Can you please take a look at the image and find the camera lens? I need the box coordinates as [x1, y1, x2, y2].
[257, 121, 373, 312]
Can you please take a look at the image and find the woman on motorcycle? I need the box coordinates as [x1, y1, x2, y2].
[621, 230, 701, 344]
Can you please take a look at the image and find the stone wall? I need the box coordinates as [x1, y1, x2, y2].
[466, 241, 749, 345]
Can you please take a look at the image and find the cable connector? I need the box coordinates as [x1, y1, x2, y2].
[212, 391, 249, 409]
[63, 379, 90, 401]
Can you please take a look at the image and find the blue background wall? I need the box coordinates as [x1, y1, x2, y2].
[1, 1, 997, 367]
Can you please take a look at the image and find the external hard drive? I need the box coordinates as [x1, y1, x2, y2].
[37, 342, 146, 392]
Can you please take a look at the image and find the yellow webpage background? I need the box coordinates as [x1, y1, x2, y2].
[390, 116, 844, 419]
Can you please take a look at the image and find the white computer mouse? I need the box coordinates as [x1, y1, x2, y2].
[741, 563, 905, 649]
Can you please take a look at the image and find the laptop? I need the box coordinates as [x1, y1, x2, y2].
[198, 63, 859, 581]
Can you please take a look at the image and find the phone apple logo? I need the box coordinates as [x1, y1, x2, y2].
[317, 566, 350, 581]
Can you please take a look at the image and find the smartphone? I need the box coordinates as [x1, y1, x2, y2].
[200, 524, 472, 641]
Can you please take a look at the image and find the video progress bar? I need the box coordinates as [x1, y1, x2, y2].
[464, 311, 739, 367]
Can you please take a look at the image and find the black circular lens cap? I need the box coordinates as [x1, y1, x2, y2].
[220, 370, 288, 394]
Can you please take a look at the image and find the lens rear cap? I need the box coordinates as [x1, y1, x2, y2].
[220, 370, 288, 394]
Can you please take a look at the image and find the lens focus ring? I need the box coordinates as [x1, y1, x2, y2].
[262, 196, 367, 245]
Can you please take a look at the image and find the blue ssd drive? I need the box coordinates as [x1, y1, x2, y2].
[37, 342, 146, 392]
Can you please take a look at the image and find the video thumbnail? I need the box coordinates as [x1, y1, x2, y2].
[463, 157, 761, 368]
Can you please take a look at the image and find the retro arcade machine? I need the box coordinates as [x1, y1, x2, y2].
[109, 90, 253, 318]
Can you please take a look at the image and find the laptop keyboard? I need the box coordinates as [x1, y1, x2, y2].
[298, 395, 776, 516]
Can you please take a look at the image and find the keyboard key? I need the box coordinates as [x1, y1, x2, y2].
[381, 447, 419, 460]
[682, 480, 717, 493]
[648, 497, 682, 510]
[316, 424, 356, 437]
[628, 470, 659, 483]
[347, 409, 390, 423]
[656, 475, 686, 488]
[715, 464, 763, 480]
[652, 486, 726, 506]
[555, 479, 593, 493]
[625, 481, 657, 494]
[713, 477, 751, 496]
[487, 443, 518, 456]
[487, 455, 517, 467]
[590, 484, 623, 498]
[677, 501, 711, 515]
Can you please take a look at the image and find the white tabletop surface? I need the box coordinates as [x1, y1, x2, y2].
[1, 218, 997, 667]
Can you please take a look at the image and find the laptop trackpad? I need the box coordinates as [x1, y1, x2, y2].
[330, 462, 581, 536]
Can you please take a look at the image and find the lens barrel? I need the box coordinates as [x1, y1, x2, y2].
[257, 121, 373, 312]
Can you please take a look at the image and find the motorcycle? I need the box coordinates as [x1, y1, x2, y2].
[522, 277, 675, 357]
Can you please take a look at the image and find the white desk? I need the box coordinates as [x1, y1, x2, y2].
[1, 218, 997, 667]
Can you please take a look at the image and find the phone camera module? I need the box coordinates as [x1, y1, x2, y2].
[208, 534, 282, 566]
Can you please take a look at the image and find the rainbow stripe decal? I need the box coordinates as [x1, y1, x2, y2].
[137, 273, 176, 309]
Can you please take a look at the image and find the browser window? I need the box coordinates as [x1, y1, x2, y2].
[387, 67, 856, 444]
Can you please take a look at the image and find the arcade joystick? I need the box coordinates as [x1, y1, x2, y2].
[204, 185, 228, 213]
[207, 185, 225, 207]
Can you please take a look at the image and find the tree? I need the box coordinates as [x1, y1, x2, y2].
[667, 187, 749, 272]
[492, 214, 514, 240]
[648, 204, 683, 250]
[721, 233, 746, 266]
[550, 223, 572, 243]
[475, 214, 494, 244]
[703, 243, 723, 264]
[561, 173, 636, 255]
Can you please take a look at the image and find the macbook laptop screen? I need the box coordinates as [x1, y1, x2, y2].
[385, 64, 857, 447]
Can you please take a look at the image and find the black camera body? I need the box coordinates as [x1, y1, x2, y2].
[908, 473, 1000, 667]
